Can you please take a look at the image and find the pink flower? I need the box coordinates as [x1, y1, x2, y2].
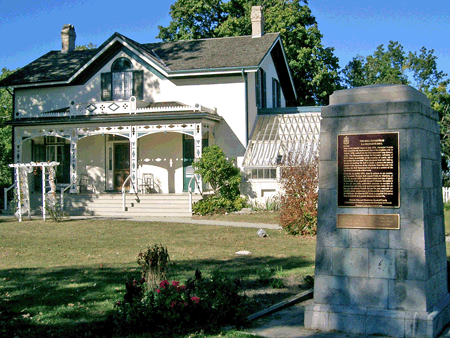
[156, 288, 161, 293]
[159, 280, 169, 289]
[172, 281, 180, 287]
[191, 296, 200, 304]
[181, 285, 186, 290]
[171, 301, 177, 308]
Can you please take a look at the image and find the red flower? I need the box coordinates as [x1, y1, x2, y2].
[191, 296, 200, 304]
[156, 288, 161, 293]
[172, 281, 180, 287]
[159, 280, 169, 289]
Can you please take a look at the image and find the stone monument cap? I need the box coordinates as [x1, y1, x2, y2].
[329, 84, 430, 106]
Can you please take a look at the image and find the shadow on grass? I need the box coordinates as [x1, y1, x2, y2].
[0, 255, 311, 338]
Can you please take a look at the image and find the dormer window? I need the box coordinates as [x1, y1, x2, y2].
[101, 57, 144, 101]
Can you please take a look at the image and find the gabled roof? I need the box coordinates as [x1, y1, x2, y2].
[0, 32, 283, 87]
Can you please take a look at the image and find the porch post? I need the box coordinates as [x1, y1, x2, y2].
[130, 126, 138, 193]
[69, 132, 78, 193]
[194, 123, 203, 192]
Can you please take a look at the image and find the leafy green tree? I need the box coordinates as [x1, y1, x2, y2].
[157, 0, 341, 105]
[75, 42, 97, 51]
[0, 68, 14, 188]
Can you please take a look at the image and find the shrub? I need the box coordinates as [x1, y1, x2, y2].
[193, 145, 242, 201]
[137, 244, 170, 289]
[279, 155, 319, 236]
[192, 194, 247, 215]
[192, 145, 247, 215]
[112, 270, 247, 335]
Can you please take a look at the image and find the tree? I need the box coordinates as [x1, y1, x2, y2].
[0, 68, 14, 188]
[75, 42, 97, 51]
[157, 0, 341, 105]
[342, 42, 450, 185]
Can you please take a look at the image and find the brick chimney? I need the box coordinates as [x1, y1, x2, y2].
[251, 6, 264, 38]
[61, 24, 76, 53]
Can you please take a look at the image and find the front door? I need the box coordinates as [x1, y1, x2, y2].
[183, 135, 195, 192]
[114, 143, 130, 191]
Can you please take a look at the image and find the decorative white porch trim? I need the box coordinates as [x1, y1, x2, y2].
[14, 120, 216, 193]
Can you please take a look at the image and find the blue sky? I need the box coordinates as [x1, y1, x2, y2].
[1, 0, 449, 84]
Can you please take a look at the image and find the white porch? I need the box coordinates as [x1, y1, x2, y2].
[14, 109, 218, 196]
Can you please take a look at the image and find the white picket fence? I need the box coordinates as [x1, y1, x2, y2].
[443, 187, 450, 203]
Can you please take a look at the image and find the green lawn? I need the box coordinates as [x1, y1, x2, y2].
[0, 216, 314, 337]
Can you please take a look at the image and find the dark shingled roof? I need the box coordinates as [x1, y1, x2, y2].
[0, 32, 280, 87]
[142, 33, 280, 71]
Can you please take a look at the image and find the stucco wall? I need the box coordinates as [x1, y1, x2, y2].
[77, 135, 106, 193]
[138, 132, 183, 194]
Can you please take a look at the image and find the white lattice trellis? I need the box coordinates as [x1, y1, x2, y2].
[242, 113, 321, 167]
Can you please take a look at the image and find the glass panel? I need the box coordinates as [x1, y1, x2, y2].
[257, 169, 263, 179]
[264, 169, 270, 179]
[113, 72, 123, 100]
[270, 169, 277, 179]
[123, 72, 133, 99]
[112, 58, 132, 72]
[252, 169, 257, 179]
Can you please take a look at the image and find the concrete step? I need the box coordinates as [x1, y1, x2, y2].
[20, 193, 203, 217]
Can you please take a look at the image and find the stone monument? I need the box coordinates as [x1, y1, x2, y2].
[305, 84, 450, 337]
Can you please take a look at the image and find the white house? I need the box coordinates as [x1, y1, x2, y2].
[0, 7, 320, 215]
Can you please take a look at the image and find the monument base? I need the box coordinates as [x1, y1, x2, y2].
[305, 294, 450, 337]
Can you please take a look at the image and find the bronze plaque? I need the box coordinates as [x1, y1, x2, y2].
[338, 133, 399, 207]
[337, 214, 400, 230]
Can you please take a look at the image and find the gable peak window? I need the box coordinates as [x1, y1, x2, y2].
[101, 57, 143, 101]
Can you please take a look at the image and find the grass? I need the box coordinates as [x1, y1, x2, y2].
[0, 216, 314, 337]
[193, 211, 280, 224]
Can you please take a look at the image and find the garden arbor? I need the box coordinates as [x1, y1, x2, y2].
[8, 162, 59, 222]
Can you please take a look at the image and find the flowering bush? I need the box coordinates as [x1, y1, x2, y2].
[279, 155, 319, 236]
[137, 244, 170, 289]
[112, 270, 248, 335]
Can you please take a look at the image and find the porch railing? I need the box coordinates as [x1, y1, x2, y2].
[60, 176, 79, 211]
[122, 175, 140, 212]
[188, 174, 203, 213]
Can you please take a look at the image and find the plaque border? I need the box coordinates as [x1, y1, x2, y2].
[337, 214, 400, 230]
[337, 132, 400, 208]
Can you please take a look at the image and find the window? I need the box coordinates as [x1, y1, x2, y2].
[101, 58, 144, 101]
[255, 68, 266, 108]
[272, 78, 281, 108]
[247, 168, 277, 180]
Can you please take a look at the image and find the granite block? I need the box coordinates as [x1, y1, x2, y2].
[369, 249, 395, 279]
[387, 111, 424, 130]
[327, 312, 366, 334]
[333, 247, 368, 277]
[318, 189, 337, 219]
[400, 189, 424, 219]
[387, 100, 422, 115]
[314, 275, 349, 306]
[389, 218, 425, 251]
[407, 128, 425, 159]
[315, 244, 333, 275]
[365, 310, 406, 337]
[401, 159, 422, 189]
[389, 280, 427, 311]
[319, 132, 334, 161]
[395, 249, 408, 280]
[304, 305, 328, 330]
[348, 228, 389, 249]
[316, 217, 349, 248]
[406, 249, 427, 281]
[348, 277, 388, 308]
[422, 159, 434, 189]
[318, 160, 337, 189]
